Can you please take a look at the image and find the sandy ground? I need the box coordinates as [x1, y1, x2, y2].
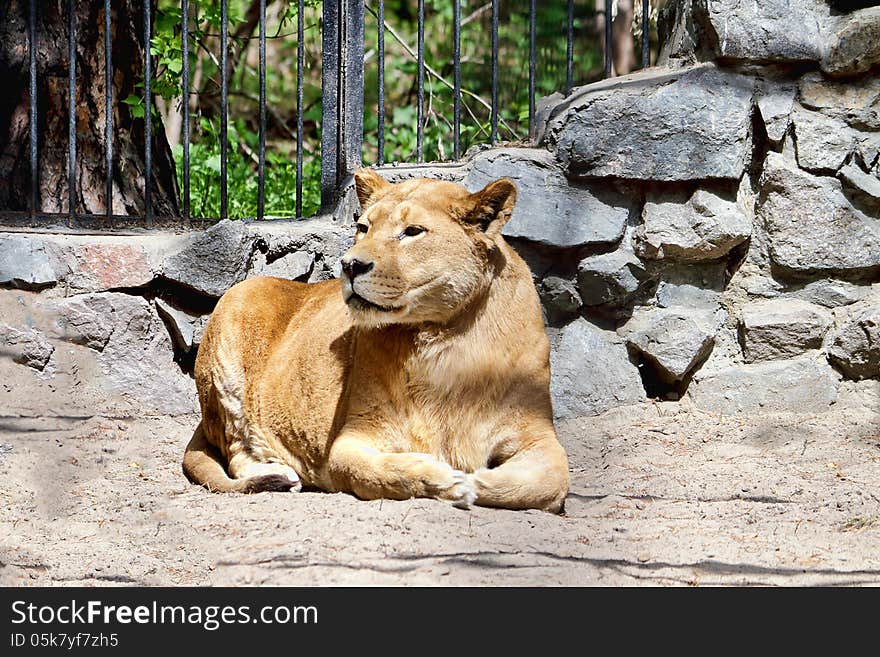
[2, 381, 880, 587]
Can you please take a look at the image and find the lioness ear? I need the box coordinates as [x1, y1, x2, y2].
[464, 178, 517, 238]
[354, 168, 390, 210]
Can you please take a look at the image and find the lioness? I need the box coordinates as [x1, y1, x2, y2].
[182, 169, 570, 512]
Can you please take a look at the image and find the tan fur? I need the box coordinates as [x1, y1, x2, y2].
[183, 170, 570, 512]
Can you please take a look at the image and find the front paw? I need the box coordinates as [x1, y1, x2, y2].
[440, 470, 477, 510]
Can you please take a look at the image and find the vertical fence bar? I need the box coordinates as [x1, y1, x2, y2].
[68, 0, 76, 223]
[452, 0, 461, 160]
[220, 0, 228, 220]
[143, 0, 153, 225]
[320, 0, 339, 206]
[377, 0, 385, 165]
[642, 0, 649, 68]
[416, 0, 424, 162]
[342, 0, 364, 176]
[104, 0, 113, 219]
[565, 0, 573, 94]
[528, 0, 536, 138]
[604, 0, 613, 78]
[28, 0, 37, 217]
[490, 0, 498, 144]
[296, 0, 304, 217]
[181, 0, 190, 224]
[257, 0, 266, 220]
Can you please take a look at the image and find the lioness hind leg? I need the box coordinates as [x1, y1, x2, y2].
[470, 436, 570, 513]
[228, 453, 303, 493]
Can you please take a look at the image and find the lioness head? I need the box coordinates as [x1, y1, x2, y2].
[340, 169, 517, 326]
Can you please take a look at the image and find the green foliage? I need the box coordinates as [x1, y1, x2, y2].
[140, 1, 611, 219]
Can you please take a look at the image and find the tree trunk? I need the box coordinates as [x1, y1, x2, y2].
[0, 0, 179, 218]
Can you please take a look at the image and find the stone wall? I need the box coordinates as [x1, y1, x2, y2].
[1, 0, 878, 421]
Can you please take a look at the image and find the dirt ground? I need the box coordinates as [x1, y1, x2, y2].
[2, 381, 880, 587]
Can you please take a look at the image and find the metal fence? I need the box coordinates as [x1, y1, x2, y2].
[9, 0, 652, 229]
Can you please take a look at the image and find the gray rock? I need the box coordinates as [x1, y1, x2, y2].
[550, 318, 646, 419]
[548, 66, 755, 182]
[828, 303, 880, 379]
[464, 149, 632, 248]
[701, 0, 829, 64]
[796, 280, 867, 308]
[155, 298, 210, 353]
[799, 72, 880, 117]
[539, 276, 582, 324]
[756, 80, 796, 145]
[161, 220, 256, 297]
[249, 249, 314, 281]
[621, 308, 718, 384]
[635, 188, 751, 262]
[654, 281, 720, 310]
[838, 163, 880, 204]
[0, 235, 68, 289]
[0, 325, 54, 371]
[792, 107, 856, 172]
[688, 356, 840, 414]
[758, 153, 880, 275]
[822, 7, 880, 78]
[0, 443, 11, 466]
[739, 299, 832, 362]
[48, 293, 122, 350]
[86, 294, 197, 415]
[577, 250, 647, 307]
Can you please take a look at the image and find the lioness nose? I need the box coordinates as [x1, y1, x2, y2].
[341, 257, 374, 280]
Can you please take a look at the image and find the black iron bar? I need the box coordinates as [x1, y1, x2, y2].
[220, 0, 228, 220]
[566, 0, 573, 94]
[604, 0, 613, 78]
[104, 0, 113, 219]
[258, 0, 266, 219]
[28, 0, 37, 217]
[182, 0, 190, 224]
[296, 0, 304, 217]
[452, 0, 460, 160]
[416, 0, 424, 162]
[490, 0, 498, 144]
[320, 0, 338, 206]
[642, 0, 649, 68]
[377, 0, 385, 165]
[529, 0, 536, 138]
[68, 0, 76, 223]
[143, 0, 153, 225]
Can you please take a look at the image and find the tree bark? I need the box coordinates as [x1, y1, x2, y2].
[0, 0, 179, 218]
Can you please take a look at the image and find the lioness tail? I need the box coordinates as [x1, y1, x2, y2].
[182, 423, 296, 493]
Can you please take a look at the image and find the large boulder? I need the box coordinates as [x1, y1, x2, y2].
[161, 220, 257, 297]
[0, 234, 69, 289]
[827, 302, 880, 380]
[659, 0, 831, 65]
[822, 7, 880, 78]
[577, 250, 648, 307]
[550, 318, 646, 419]
[758, 153, 880, 275]
[620, 307, 719, 384]
[688, 356, 840, 414]
[739, 299, 832, 362]
[794, 279, 868, 309]
[463, 149, 632, 249]
[544, 66, 755, 182]
[0, 325, 54, 372]
[635, 188, 751, 262]
[792, 107, 859, 172]
[539, 276, 582, 324]
[48, 293, 197, 415]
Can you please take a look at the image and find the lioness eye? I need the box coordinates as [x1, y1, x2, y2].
[356, 223, 369, 234]
[402, 225, 425, 238]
